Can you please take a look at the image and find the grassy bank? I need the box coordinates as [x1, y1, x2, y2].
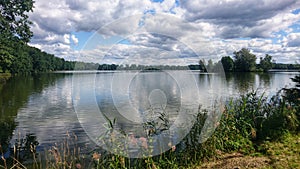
[1, 133, 299, 169]
[199, 133, 300, 169]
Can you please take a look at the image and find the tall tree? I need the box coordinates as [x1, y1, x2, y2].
[259, 54, 273, 72]
[233, 48, 257, 72]
[0, 39, 13, 72]
[221, 56, 234, 72]
[0, 0, 34, 43]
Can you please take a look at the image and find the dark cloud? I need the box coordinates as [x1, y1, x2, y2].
[180, 0, 300, 38]
[180, 0, 297, 22]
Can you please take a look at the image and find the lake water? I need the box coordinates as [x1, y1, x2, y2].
[0, 71, 298, 157]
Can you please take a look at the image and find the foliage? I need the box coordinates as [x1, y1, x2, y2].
[0, 0, 34, 43]
[98, 64, 118, 70]
[188, 64, 201, 70]
[0, 0, 78, 74]
[199, 50, 299, 73]
[282, 74, 300, 130]
[233, 48, 257, 72]
[0, 36, 76, 74]
[273, 63, 300, 70]
[202, 52, 299, 73]
[259, 54, 273, 72]
[226, 91, 298, 141]
[221, 56, 234, 72]
[0, 40, 14, 73]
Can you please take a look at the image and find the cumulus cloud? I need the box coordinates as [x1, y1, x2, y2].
[286, 32, 300, 47]
[28, 0, 300, 64]
[80, 32, 199, 66]
[71, 34, 79, 45]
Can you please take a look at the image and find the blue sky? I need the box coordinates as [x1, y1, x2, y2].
[28, 0, 300, 64]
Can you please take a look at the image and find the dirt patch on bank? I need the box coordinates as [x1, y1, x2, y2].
[198, 153, 271, 169]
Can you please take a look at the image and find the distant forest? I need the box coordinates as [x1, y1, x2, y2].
[75, 48, 300, 72]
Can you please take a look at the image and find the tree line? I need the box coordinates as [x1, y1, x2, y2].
[0, 36, 76, 74]
[202, 48, 300, 72]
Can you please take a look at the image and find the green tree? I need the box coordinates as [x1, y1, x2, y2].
[259, 54, 273, 72]
[0, 0, 75, 74]
[0, 44, 13, 72]
[221, 56, 234, 72]
[233, 48, 257, 72]
[10, 43, 33, 74]
[0, 0, 34, 43]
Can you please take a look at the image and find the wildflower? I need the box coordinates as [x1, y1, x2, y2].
[171, 145, 176, 152]
[139, 137, 148, 149]
[75, 163, 81, 169]
[168, 142, 176, 152]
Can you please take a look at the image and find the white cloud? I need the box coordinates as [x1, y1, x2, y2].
[63, 34, 71, 44]
[28, 0, 300, 64]
[286, 32, 300, 47]
[71, 34, 79, 45]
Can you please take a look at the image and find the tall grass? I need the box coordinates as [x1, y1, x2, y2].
[0, 132, 85, 169]
[89, 89, 298, 168]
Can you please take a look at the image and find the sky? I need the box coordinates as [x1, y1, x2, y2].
[28, 0, 300, 65]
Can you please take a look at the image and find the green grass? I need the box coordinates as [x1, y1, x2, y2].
[260, 133, 300, 169]
[195, 132, 300, 169]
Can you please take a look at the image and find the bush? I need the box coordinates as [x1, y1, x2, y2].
[282, 75, 300, 131]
